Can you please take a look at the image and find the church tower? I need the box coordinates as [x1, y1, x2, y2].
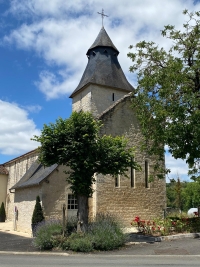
[70, 27, 134, 117]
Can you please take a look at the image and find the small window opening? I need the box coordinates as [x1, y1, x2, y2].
[131, 157, 135, 188]
[115, 174, 120, 188]
[145, 160, 149, 188]
[112, 93, 115, 101]
[104, 49, 107, 53]
[93, 51, 96, 56]
[68, 194, 78, 209]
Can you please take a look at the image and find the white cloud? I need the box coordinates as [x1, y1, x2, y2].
[35, 70, 81, 99]
[0, 100, 40, 155]
[23, 105, 42, 113]
[4, 0, 200, 99]
[165, 152, 189, 181]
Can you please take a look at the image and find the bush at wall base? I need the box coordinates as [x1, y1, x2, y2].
[0, 202, 6, 222]
[31, 196, 45, 236]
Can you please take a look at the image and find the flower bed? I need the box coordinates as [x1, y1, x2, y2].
[131, 215, 200, 236]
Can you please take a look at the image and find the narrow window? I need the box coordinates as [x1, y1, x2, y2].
[115, 174, 120, 188]
[131, 158, 135, 188]
[112, 93, 115, 101]
[93, 51, 96, 56]
[145, 160, 149, 188]
[68, 194, 78, 209]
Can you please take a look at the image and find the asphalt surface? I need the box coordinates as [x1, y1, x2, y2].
[0, 232, 37, 252]
[0, 230, 200, 255]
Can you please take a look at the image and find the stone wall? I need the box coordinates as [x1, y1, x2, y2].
[14, 186, 41, 233]
[13, 165, 76, 234]
[4, 150, 38, 221]
[42, 165, 69, 220]
[96, 95, 166, 225]
[0, 174, 8, 207]
[72, 84, 128, 117]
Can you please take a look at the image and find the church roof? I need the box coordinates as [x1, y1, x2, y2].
[70, 27, 134, 98]
[0, 165, 8, 175]
[87, 27, 119, 55]
[3, 149, 38, 165]
[10, 161, 58, 190]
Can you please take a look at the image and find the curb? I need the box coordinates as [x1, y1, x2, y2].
[0, 251, 69, 256]
[128, 232, 200, 243]
[160, 232, 200, 241]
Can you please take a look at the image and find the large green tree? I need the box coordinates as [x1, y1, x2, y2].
[33, 111, 140, 231]
[128, 10, 200, 179]
[167, 179, 200, 212]
[182, 181, 200, 210]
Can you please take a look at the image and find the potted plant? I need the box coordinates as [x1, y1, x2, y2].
[31, 196, 44, 236]
[0, 202, 6, 222]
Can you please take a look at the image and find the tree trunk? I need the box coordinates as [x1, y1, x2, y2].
[77, 195, 88, 233]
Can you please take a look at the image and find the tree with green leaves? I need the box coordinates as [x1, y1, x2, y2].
[182, 181, 200, 211]
[0, 202, 6, 222]
[33, 111, 140, 231]
[32, 196, 44, 225]
[128, 10, 200, 179]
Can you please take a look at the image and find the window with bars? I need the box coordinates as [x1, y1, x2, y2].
[67, 194, 78, 210]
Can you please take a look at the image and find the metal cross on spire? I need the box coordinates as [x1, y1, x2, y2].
[97, 9, 108, 27]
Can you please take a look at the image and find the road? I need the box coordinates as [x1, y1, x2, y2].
[0, 254, 200, 267]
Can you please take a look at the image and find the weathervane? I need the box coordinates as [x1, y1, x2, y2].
[97, 9, 108, 27]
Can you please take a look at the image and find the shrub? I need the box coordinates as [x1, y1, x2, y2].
[67, 233, 93, 252]
[33, 213, 126, 252]
[33, 220, 62, 250]
[87, 213, 126, 251]
[32, 196, 45, 225]
[66, 216, 77, 235]
[188, 217, 200, 232]
[0, 202, 6, 222]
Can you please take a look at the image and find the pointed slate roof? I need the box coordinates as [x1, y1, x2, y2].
[10, 161, 58, 190]
[87, 27, 119, 55]
[70, 27, 134, 98]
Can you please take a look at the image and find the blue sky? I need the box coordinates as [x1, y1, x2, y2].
[0, 0, 199, 181]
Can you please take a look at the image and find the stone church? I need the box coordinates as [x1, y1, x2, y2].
[0, 27, 166, 234]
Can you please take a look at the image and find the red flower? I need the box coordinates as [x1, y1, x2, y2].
[134, 216, 140, 222]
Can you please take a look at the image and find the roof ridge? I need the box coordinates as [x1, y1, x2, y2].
[3, 149, 38, 165]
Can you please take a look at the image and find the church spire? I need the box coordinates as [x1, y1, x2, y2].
[87, 27, 119, 55]
[70, 27, 133, 98]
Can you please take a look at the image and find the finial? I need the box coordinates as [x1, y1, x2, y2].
[97, 9, 108, 27]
